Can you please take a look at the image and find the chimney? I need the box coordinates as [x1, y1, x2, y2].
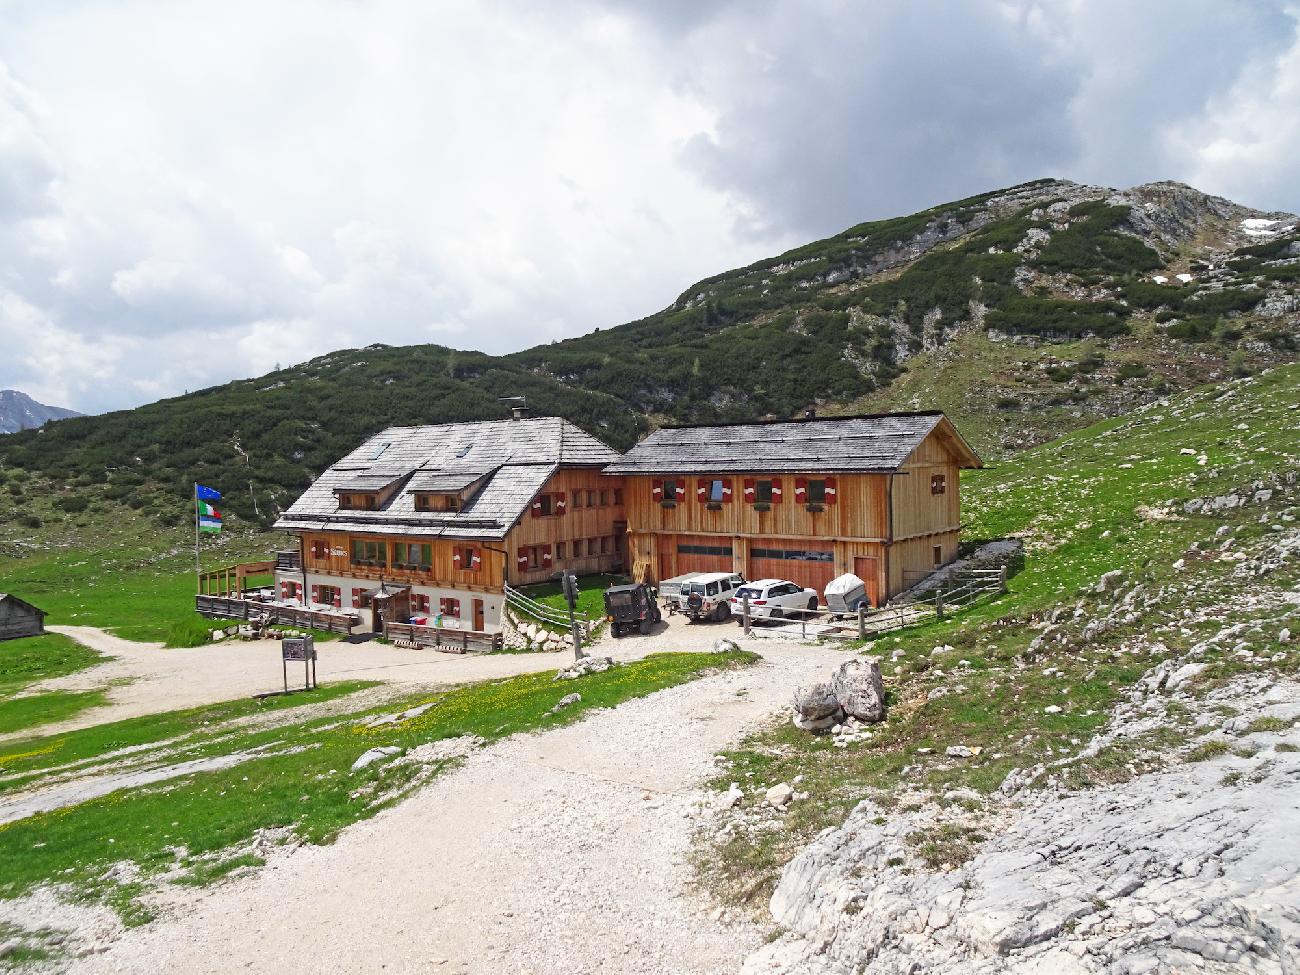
[499, 395, 529, 420]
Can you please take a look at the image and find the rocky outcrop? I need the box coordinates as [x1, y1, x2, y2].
[745, 676, 1300, 975]
[830, 659, 886, 723]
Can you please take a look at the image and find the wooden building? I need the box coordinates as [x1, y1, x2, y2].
[273, 415, 624, 634]
[602, 412, 981, 606]
[0, 593, 47, 641]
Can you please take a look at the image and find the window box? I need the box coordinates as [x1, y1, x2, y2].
[660, 500, 677, 509]
[706, 501, 723, 511]
[805, 503, 825, 513]
[753, 502, 771, 512]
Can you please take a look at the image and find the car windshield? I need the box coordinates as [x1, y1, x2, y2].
[607, 590, 635, 607]
[734, 587, 763, 600]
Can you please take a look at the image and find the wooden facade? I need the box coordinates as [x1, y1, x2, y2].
[278, 467, 626, 633]
[615, 424, 972, 606]
[0, 594, 47, 642]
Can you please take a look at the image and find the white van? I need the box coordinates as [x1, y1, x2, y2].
[666, 571, 747, 622]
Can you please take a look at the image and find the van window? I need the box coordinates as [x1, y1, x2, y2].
[706, 582, 720, 596]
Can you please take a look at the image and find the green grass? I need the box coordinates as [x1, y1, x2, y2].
[0, 689, 110, 736]
[0, 681, 378, 790]
[0, 632, 102, 690]
[0, 631, 109, 735]
[517, 572, 626, 635]
[0, 650, 755, 917]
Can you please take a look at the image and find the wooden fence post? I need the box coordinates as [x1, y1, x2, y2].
[998, 565, 1008, 593]
[857, 603, 867, 640]
[742, 593, 752, 636]
[935, 587, 945, 619]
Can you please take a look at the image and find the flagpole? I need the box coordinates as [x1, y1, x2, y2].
[194, 482, 200, 594]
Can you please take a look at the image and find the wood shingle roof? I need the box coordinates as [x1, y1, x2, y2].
[274, 417, 618, 540]
[601, 412, 980, 475]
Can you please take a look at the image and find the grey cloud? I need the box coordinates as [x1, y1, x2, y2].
[676, 1, 1084, 239]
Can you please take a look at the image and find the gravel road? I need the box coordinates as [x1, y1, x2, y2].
[69, 633, 845, 975]
[15, 623, 679, 741]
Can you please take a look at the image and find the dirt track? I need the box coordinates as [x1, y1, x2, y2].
[68, 634, 842, 974]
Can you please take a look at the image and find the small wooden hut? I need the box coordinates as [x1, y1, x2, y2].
[0, 593, 47, 641]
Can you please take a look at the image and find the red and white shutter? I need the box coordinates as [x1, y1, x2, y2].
[542, 543, 553, 565]
[651, 479, 664, 501]
[531, 497, 543, 518]
[280, 581, 290, 599]
[452, 548, 462, 567]
[825, 477, 838, 505]
[771, 478, 784, 503]
[675, 482, 686, 502]
[333, 590, 342, 608]
[696, 480, 708, 503]
[310, 584, 321, 604]
[743, 478, 756, 502]
[794, 478, 808, 504]
[517, 549, 529, 570]
[721, 479, 733, 503]
[555, 491, 567, 514]
[470, 548, 482, 570]
[351, 587, 362, 608]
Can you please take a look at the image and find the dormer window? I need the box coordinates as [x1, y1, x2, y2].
[339, 493, 378, 510]
[415, 493, 461, 512]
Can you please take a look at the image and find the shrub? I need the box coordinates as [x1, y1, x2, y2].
[56, 495, 90, 513]
[1115, 362, 1150, 382]
[995, 396, 1022, 410]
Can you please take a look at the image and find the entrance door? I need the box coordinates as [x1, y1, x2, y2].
[473, 598, 485, 631]
[853, 556, 880, 608]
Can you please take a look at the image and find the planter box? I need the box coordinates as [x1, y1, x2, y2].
[806, 503, 825, 513]
[660, 500, 677, 509]
[753, 502, 771, 512]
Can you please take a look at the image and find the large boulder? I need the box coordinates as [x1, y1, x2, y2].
[832, 658, 886, 723]
[792, 682, 844, 731]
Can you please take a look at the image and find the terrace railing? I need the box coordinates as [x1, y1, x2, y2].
[384, 621, 504, 653]
[195, 594, 358, 635]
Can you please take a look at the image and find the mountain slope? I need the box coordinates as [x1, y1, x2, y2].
[0, 178, 1295, 528]
[0, 390, 81, 435]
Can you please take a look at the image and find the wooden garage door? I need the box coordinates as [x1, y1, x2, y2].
[662, 535, 734, 580]
[748, 540, 835, 598]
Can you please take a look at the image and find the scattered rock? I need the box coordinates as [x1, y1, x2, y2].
[351, 746, 403, 771]
[548, 693, 582, 714]
[554, 656, 615, 681]
[713, 638, 741, 654]
[1095, 570, 1124, 593]
[831, 658, 887, 723]
[792, 682, 844, 732]
[766, 783, 795, 808]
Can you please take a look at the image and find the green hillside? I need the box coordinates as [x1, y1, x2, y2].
[0, 178, 1295, 531]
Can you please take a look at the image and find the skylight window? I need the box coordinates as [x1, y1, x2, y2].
[369, 443, 391, 460]
[456, 445, 472, 458]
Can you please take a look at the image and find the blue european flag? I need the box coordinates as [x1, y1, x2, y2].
[196, 484, 222, 501]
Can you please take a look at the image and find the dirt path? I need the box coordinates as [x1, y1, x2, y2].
[70, 637, 844, 975]
[11, 624, 674, 741]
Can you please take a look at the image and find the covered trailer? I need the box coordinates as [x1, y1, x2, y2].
[824, 573, 868, 614]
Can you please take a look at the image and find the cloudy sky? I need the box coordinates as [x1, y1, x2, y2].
[2, 0, 1298, 414]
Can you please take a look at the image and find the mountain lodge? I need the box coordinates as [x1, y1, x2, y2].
[198, 409, 979, 640]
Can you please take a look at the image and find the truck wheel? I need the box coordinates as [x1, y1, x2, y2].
[714, 604, 729, 623]
[770, 608, 784, 620]
[639, 619, 651, 635]
[611, 623, 623, 638]
[807, 596, 819, 615]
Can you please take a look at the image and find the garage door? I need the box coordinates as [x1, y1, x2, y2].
[660, 535, 734, 581]
[748, 540, 835, 598]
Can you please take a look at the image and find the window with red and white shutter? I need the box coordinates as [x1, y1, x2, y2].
[721, 479, 733, 503]
[794, 478, 808, 503]
[770, 478, 784, 503]
[310, 584, 321, 604]
[554, 491, 566, 514]
[696, 480, 708, 503]
[824, 477, 838, 504]
[743, 478, 756, 502]
[651, 479, 664, 501]
[542, 543, 553, 566]
[517, 548, 529, 570]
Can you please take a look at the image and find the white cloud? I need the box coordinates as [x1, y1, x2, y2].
[0, 0, 1295, 414]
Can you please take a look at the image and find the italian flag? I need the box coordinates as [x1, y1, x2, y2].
[197, 500, 222, 533]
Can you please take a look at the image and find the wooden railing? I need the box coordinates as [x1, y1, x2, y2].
[384, 621, 504, 652]
[198, 561, 276, 597]
[195, 595, 359, 634]
[275, 550, 301, 571]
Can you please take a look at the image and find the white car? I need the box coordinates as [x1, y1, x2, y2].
[666, 572, 747, 622]
[729, 579, 820, 621]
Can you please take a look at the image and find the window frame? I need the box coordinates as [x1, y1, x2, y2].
[755, 479, 773, 503]
[931, 473, 947, 495]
